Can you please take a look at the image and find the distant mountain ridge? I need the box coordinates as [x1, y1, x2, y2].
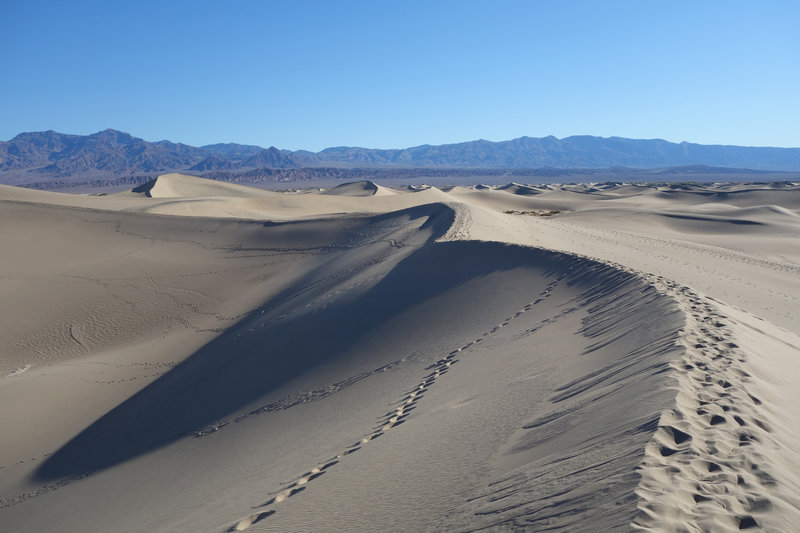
[0, 129, 304, 181]
[1, 129, 799, 186]
[305, 136, 800, 171]
[0, 129, 209, 176]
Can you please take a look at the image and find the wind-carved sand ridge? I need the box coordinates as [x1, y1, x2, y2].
[0, 176, 798, 532]
[633, 279, 800, 531]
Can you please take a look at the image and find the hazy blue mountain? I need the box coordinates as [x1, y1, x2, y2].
[2, 130, 799, 187]
[0, 130, 298, 179]
[201, 143, 264, 161]
[304, 136, 800, 171]
[0, 130, 81, 170]
[191, 147, 300, 170]
[0, 129, 208, 176]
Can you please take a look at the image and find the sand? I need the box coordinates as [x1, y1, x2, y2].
[1, 175, 798, 532]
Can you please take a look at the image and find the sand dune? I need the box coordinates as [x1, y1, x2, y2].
[132, 173, 279, 198]
[1, 177, 798, 532]
[319, 180, 396, 196]
[496, 182, 545, 196]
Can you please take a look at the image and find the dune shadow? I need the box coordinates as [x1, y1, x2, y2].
[35, 212, 578, 481]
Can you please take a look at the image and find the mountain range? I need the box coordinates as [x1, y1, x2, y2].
[1, 129, 799, 186]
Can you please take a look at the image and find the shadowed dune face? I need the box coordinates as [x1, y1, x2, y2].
[0, 200, 447, 377]
[32, 203, 457, 481]
[320, 180, 383, 196]
[33, 235, 587, 482]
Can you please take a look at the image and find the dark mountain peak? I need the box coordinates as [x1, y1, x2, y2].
[1, 130, 77, 170]
[320, 146, 351, 153]
[9, 129, 75, 145]
[11, 129, 55, 139]
[153, 140, 179, 147]
[0, 128, 210, 176]
[240, 147, 299, 169]
[91, 129, 137, 142]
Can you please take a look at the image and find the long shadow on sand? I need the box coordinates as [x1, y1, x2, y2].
[35, 205, 580, 482]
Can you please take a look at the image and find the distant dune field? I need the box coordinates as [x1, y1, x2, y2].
[1, 175, 799, 532]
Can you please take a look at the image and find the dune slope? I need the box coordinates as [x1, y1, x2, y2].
[1, 179, 798, 532]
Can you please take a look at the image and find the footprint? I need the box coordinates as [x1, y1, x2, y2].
[257, 486, 306, 507]
[230, 510, 275, 531]
[658, 446, 680, 457]
[738, 516, 758, 529]
[360, 432, 382, 444]
[709, 415, 726, 426]
[336, 447, 359, 458]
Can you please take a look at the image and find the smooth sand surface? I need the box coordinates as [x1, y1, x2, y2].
[1, 175, 798, 532]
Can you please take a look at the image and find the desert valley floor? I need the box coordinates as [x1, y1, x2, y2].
[1, 175, 799, 532]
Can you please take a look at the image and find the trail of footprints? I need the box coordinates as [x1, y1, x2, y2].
[194, 358, 410, 438]
[469, 240, 784, 531]
[634, 278, 779, 531]
[49, 359, 181, 386]
[226, 277, 563, 531]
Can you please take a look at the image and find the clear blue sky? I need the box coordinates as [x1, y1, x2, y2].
[2, 1, 798, 150]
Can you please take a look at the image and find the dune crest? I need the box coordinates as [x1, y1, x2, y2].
[320, 180, 396, 196]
